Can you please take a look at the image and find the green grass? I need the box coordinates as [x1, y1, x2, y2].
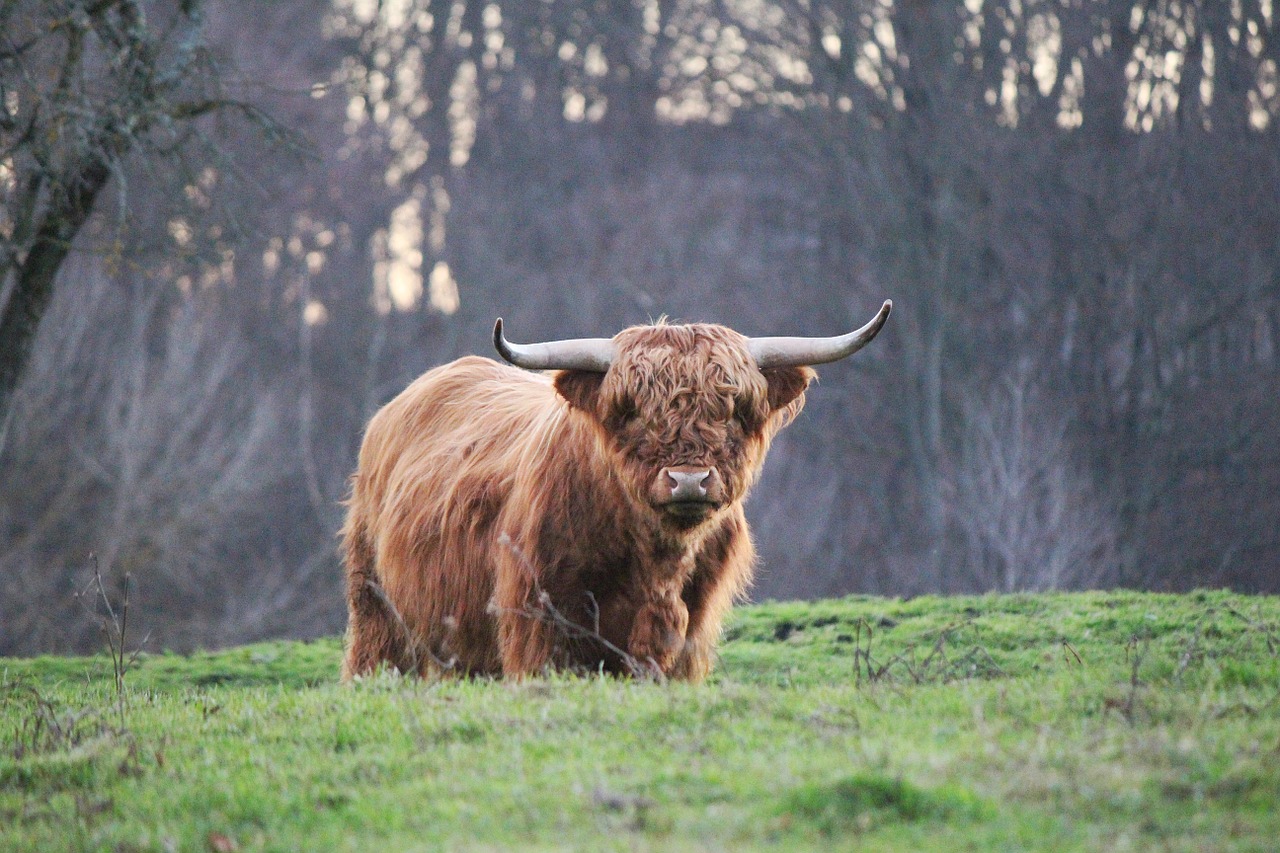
[2, 590, 1279, 851]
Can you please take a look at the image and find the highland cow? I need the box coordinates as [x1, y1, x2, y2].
[340, 301, 891, 681]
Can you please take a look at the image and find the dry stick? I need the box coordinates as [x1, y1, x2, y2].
[915, 621, 971, 682]
[892, 622, 950, 684]
[1062, 640, 1083, 666]
[852, 617, 912, 685]
[852, 618, 1001, 686]
[853, 618, 871, 686]
[882, 648, 915, 683]
[5, 685, 98, 757]
[1174, 629, 1201, 680]
[488, 594, 660, 680]
[360, 578, 420, 676]
[496, 533, 658, 680]
[853, 618, 910, 685]
[76, 556, 122, 695]
[361, 578, 457, 677]
[1225, 606, 1279, 655]
[74, 553, 148, 729]
[114, 572, 128, 700]
[1122, 634, 1149, 723]
[954, 645, 1006, 679]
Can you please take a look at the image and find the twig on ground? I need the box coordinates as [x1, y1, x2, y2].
[2, 681, 138, 768]
[1225, 606, 1278, 655]
[852, 618, 994, 685]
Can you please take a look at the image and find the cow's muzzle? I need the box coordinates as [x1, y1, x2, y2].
[650, 466, 725, 521]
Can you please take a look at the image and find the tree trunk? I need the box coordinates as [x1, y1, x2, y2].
[0, 155, 114, 450]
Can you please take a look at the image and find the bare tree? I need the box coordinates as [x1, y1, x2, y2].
[949, 363, 1118, 592]
[0, 269, 336, 654]
[0, 0, 287, 448]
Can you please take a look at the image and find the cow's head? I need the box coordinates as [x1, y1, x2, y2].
[494, 302, 891, 531]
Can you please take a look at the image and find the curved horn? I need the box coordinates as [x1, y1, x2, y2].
[748, 300, 892, 369]
[493, 318, 615, 372]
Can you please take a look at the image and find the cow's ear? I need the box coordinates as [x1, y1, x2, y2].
[762, 366, 815, 414]
[554, 369, 607, 415]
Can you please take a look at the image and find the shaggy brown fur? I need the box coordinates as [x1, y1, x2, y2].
[340, 322, 815, 681]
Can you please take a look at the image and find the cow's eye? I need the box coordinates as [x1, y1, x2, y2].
[732, 401, 754, 430]
[613, 398, 640, 423]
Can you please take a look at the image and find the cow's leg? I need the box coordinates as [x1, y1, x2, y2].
[493, 561, 558, 677]
[497, 610, 559, 677]
[628, 585, 690, 674]
[670, 519, 755, 682]
[667, 578, 732, 682]
[340, 521, 410, 680]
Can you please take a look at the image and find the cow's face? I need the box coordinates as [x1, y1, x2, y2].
[555, 324, 814, 530]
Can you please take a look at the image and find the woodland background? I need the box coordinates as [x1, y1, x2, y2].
[2, 0, 1277, 654]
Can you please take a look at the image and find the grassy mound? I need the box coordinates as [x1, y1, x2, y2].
[2, 590, 1278, 850]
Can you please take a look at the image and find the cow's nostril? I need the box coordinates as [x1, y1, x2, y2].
[667, 468, 712, 500]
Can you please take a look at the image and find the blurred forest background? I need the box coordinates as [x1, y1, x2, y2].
[2, 0, 1278, 654]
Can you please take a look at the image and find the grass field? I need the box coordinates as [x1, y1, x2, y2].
[2, 590, 1279, 851]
